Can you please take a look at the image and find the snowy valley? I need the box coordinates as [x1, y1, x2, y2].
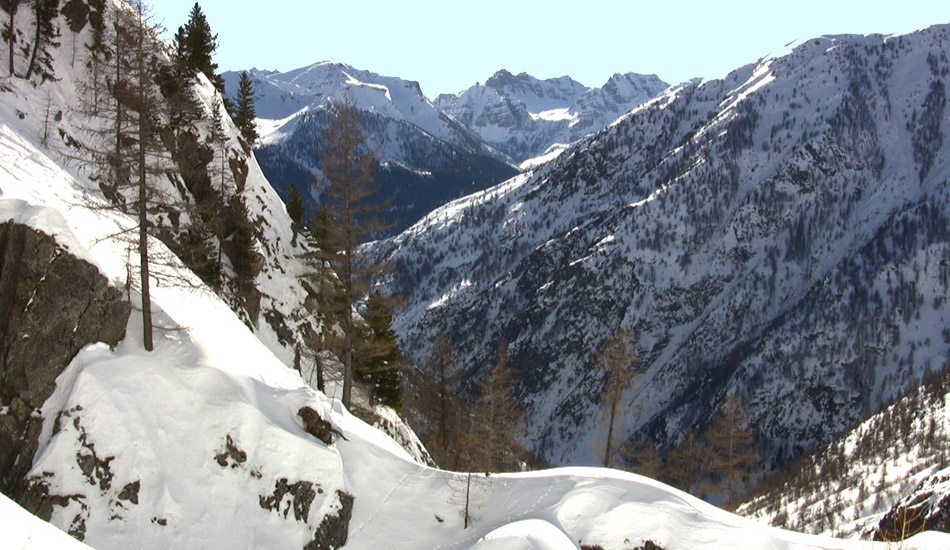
[0, 1, 948, 549]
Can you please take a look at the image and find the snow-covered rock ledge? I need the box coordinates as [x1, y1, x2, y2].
[0, 206, 129, 501]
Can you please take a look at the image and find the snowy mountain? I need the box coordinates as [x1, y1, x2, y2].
[221, 64, 518, 234]
[435, 69, 669, 164]
[6, 4, 948, 550]
[371, 25, 950, 475]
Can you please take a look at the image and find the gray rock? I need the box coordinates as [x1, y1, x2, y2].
[0, 221, 130, 500]
[305, 490, 353, 550]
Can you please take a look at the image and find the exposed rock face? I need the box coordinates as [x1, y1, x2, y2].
[0, 221, 129, 497]
[876, 469, 950, 541]
[259, 475, 354, 550]
[305, 490, 354, 550]
[298, 406, 345, 445]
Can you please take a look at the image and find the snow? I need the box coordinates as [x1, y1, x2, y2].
[0, 197, 102, 271]
[529, 108, 577, 123]
[1, 492, 95, 550]
[519, 143, 571, 171]
[2, 7, 949, 550]
[472, 519, 577, 549]
[438, 70, 668, 163]
[343, 70, 393, 102]
[255, 106, 310, 146]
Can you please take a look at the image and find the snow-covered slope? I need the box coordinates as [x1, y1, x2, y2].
[2, 4, 950, 550]
[223, 63, 482, 149]
[4, 131, 946, 550]
[222, 64, 518, 234]
[2, 492, 96, 550]
[436, 69, 669, 163]
[373, 25, 950, 472]
[739, 369, 950, 539]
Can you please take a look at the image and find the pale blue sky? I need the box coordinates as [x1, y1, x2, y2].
[151, 0, 948, 98]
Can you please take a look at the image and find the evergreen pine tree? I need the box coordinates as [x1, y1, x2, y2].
[357, 291, 403, 409]
[172, 2, 223, 92]
[285, 182, 305, 233]
[221, 192, 260, 319]
[60, 0, 90, 65]
[232, 70, 258, 147]
[299, 203, 344, 390]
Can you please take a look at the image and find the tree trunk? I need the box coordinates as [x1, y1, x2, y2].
[135, 13, 152, 352]
[340, 155, 354, 408]
[604, 400, 617, 467]
[139, 168, 152, 351]
[438, 363, 448, 458]
[7, 5, 16, 77]
[24, 1, 39, 80]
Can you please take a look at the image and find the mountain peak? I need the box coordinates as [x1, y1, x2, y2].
[440, 69, 668, 162]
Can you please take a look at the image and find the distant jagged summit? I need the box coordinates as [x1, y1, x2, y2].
[436, 69, 669, 163]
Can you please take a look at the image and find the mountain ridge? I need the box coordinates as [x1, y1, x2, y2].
[222, 63, 519, 234]
[372, 24, 950, 476]
[436, 69, 670, 163]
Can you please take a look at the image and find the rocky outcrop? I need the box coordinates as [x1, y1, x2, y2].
[298, 406, 346, 445]
[0, 221, 129, 498]
[259, 475, 354, 550]
[305, 490, 353, 550]
[876, 470, 950, 541]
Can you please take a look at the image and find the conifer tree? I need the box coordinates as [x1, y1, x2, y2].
[74, 0, 168, 351]
[222, 192, 259, 315]
[665, 428, 711, 496]
[412, 334, 464, 468]
[172, 2, 222, 92]
[299, 203, 344, 372]
[85, 0, 105, 50]
[285, 182, 305, 236]
[232, 70, 258, 147]
[702, 393, 760, 507]
[357, 291, 402, 408]
[202, 95, 229, 275]
[121, 0, 164, 351]
[315, 91, 389, 409]
[623, 439, 663, 480]
[594, 327, 641, 468]
[24, 0, 59, 82]
[465, 341, 525, 472]
[60, 0, 90, 65]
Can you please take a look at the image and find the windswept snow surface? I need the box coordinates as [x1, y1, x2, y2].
[1, 493, 96, 550]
